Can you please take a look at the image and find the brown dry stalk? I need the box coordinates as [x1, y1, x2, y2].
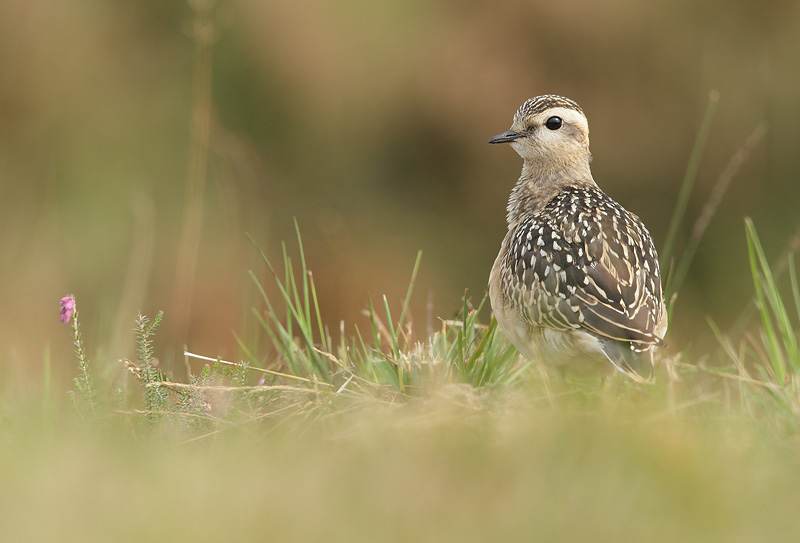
[691, 123, 768, 241]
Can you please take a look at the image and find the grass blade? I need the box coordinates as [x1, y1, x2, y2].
[661, 90, 720, 271]
[397, 251, 423, 333]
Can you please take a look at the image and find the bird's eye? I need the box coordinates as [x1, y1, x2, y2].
[545, 116, 563, 130]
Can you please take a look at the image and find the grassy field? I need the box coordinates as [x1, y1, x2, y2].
[4, 362, 800, 542]
[4, 382, 800, 543]
[4, 218, 800, 543]
[2, 3, 799, 542]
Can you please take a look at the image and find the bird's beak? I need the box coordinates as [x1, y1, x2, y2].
[488, 130, 523, 144]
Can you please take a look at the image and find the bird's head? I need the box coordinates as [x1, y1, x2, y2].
[489, 95, 591, 165]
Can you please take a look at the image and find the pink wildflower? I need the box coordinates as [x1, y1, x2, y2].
[60, 295, 76, 324]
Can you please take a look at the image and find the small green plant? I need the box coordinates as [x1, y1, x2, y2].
[60, 294, 97, 418]
[135, 312, 169, 419]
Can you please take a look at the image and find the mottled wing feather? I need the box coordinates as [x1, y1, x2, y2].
[502, 186, 665, 347]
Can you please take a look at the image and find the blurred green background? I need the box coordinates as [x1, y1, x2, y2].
[2, 0, 798, 387]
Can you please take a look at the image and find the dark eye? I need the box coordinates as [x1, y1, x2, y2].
[545, 116, 562, 130]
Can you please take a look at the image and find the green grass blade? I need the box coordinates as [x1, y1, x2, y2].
[746, 221, 799, 371]
[467, 317, 495, 362]
[293, 219, 312, 333]
[745, 219, 788, 382]
[661, 90, 720, 272]
[232, 330, 263, 369]
[397, 250, 423, 333]
[382, 295, 399, 360]
[789, 255, 800, 331]
[352, 325, 377, 382]
[381, 295, 404, 391]
[367, 299, 381, 351]
[308, 271, 328, 352]
[249, 307, 296, 374]
[281, 243, 294, 340]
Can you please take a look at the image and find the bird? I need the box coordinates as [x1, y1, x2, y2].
[487, 95, 668, 382]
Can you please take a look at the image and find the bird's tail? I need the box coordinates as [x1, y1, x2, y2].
[601, 341, 655, 384]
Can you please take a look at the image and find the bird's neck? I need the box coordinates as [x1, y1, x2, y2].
[506, 159, 595, 227]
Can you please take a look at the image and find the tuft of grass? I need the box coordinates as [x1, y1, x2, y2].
[245, 222, 528, 397]
[696, 219, 800, 436]
[743, 219, 800, 382]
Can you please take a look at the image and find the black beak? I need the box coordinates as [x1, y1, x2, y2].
[488, 130, 523, 144]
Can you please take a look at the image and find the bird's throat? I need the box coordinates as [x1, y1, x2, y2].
[507, 163, 595, 226]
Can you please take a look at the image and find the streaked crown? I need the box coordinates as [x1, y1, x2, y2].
[514, 95, 583, 124]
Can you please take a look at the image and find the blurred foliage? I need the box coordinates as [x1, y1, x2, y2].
[1, 0, 799, 386]
[7, 384, 800, 543]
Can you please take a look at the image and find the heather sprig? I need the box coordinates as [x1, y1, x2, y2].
[134, 311, 169, 419]
[60, 294, 97, 418]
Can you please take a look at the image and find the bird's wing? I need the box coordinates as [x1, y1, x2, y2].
[503, 186, 666, 346]
[573, 208, 666, 346]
